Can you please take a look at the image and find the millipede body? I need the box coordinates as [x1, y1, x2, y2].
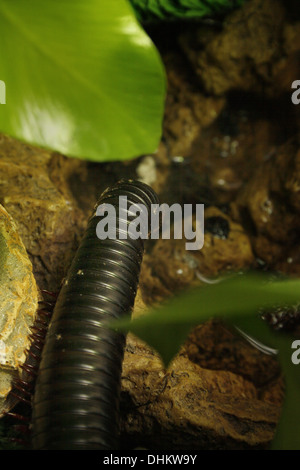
[31, 180, 159, 450]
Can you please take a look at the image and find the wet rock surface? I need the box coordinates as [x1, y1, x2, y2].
[0, 0, 300, 450]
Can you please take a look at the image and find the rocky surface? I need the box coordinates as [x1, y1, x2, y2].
[179, 0, 300, 98]
[161, 51, 226, 157]
[119, 293, 283, 450]
[0, 135, 87, 292]
[139, 206, 254, 304]
[0, 134, 141, 292]
[232, 139, 300, 273]
[0, 204, 38, 416]
[120, 335, 279, 450]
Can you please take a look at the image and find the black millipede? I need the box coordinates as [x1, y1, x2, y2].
[31, 179, 159, 450]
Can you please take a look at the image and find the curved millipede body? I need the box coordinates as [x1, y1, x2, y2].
[31, 179, 159, 450]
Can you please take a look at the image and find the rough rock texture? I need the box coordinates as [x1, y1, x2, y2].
[119, 294, 282, 450]
[233, 139, 300, 272]
[0, 134, 87, 292]
[188, 92, 298, 206]
[121, 336, 280, 450]
[185, 320, 282, 392]
[0, 204, 38, 416]
[0, 134, 144, 292]
[179, 0, 300, 98]
[162, 51, 225, 157]
[139, 206, 254, 304]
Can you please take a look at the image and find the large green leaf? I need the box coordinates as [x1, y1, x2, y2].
[0, 0, 165, 162]
[110, 272, 300, 449]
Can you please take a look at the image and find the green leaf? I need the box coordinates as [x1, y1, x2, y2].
[129, 0, 245, 22]
[112, 273, 300, 364]
[0, 0, 166, 162]
[110, 272, 300, 449]
[270, 342, 300, 450]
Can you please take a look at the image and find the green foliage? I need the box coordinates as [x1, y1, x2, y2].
[110, 272, 300, 449]
[129, 0, 245, 22]
[0, 0, 166, 162]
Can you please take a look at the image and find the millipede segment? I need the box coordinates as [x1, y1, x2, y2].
[31, 180, 159, 450]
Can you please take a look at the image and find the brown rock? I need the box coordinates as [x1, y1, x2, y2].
[0, 204, 38, 416]
[234, 140, 300, 269]
[184, 320, 281, 390]
[120, 332, 281, 450]
[0, 134, 87, 291]
[179, 0, 299, 98]
[189, 96, 294, 206]
[124, 232, 282, 449]
[139, 206, 255, 304]
[195, 206, 255, 278]
[161, 52, 225, 157]
[0, 134, 170, 292]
